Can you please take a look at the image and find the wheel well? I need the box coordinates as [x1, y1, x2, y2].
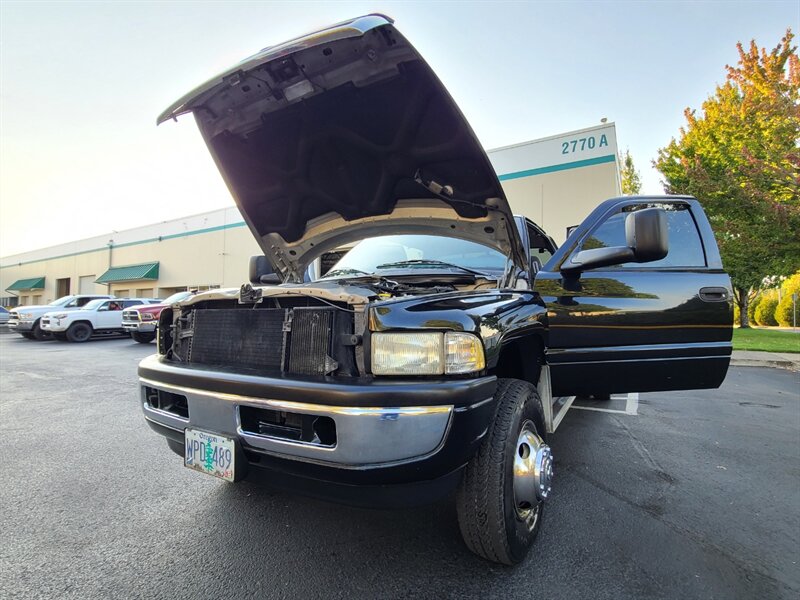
[491, 335, 544, 387]
[70, 320, 93, 329]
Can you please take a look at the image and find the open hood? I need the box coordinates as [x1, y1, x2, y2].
[159, 14, 526, 281]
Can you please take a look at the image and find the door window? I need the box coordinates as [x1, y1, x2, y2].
[578, 203, 706, 268]
[526, 225, 554, 273]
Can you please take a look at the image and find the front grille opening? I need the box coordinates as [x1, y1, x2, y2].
[172, 304, 358, 377]
[239, 405, 336, 447]
[145, 386, 189, 419]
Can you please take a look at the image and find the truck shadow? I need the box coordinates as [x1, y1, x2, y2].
[186, 479, 524, 594]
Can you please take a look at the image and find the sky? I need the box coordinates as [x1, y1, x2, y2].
[1, 0, 797, 257]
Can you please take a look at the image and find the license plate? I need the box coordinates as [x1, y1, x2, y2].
[184, 429, 235, 481]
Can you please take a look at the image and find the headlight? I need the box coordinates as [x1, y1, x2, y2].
[20, 313, 34, 319]
[371, 331, 485, 376]
[51, 313, 68, 319]
[140, 313, 155, 320]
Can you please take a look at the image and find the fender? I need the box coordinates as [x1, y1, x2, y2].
[366, 288, 549, 371]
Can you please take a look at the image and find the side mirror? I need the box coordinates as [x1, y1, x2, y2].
[563, 208, 668, 273]
[625, 207, 668, 262]
[249, 256, 281, 285]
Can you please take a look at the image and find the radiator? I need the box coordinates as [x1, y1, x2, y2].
[187, 307, 336, 375]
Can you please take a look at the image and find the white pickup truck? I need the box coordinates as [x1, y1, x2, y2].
[42, 298, 159, 342]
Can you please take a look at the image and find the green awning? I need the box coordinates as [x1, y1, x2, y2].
[96, 262, 159, 284]
[6, 277, 45, 291]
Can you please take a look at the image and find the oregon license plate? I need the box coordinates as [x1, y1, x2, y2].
[184, 429, 235, 481]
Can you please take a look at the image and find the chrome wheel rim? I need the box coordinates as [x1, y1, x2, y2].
[512, 420, 553, 528]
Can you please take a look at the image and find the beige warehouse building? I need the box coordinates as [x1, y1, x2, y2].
[1, 123, 620, 307]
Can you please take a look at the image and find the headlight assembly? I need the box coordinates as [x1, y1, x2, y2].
[371, 331, 485, 376]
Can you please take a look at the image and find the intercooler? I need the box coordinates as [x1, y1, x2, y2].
[186, 307, 343, 376]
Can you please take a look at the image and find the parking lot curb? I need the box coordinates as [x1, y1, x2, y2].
[730, 354, 799, 372]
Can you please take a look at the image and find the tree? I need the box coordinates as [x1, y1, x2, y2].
[619, 149, 642, 195]
[654, 29, 800, 327]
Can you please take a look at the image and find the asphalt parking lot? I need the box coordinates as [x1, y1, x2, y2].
[0, 331, 798, 599]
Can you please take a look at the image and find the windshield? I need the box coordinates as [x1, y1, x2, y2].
[162, 291, 192, 304]
[81, 299, 106, 311]
[49, 296, 75, 307]
[320, 235, 506, 279]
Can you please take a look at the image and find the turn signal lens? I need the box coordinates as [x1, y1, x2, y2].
[445, 332, 486, 374]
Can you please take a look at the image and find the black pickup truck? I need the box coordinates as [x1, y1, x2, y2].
[140, 15, 733, 565]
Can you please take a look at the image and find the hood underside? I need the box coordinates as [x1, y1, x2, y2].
[159, 14, 526, 281]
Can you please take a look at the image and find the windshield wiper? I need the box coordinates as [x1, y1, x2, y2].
[324, 268, 374, 278]
[375, 260, 492, 278]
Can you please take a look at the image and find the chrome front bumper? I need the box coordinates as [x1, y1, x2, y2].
[139, 359, 456, 469]
[8, 318, 33, 332]
[123, 321, 155, 332]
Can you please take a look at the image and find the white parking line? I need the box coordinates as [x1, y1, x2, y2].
[571, 393, 639, 416]
[625, 392, 639, 415]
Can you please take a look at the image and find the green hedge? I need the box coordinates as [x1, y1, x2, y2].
[754, 293, 779, 326]
[775, 272, 800, 327]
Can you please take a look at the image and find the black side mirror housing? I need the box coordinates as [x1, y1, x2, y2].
[249, 256, 281, 285]
[562, 208, 668, 273]
[625, 207, 668, 262]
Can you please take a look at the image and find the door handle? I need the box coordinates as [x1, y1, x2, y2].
[699, 287, 729, 302]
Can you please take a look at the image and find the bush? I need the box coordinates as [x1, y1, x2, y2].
[775, 272, 800, 327]
[754, 291, 779, 326]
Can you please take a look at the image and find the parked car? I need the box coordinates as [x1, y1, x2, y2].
[42, 298, 159, 342]
[0, 306, 10, 325]
[8, 295, 115, 340]
[123, 291, 196, 343]
[140, 15, 733, 565]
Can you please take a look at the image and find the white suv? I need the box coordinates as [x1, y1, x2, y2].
[42, 298, 159, 342]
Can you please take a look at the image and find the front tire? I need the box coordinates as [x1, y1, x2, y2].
[21, 332, 36, 340]
[456, 378, 553, 565]
[31, 320, 49, 340]
[66, 322, 92, 343]
[132, 331, 156, 344]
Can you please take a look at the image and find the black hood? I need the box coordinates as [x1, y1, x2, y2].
[159, 14, 526, 281]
